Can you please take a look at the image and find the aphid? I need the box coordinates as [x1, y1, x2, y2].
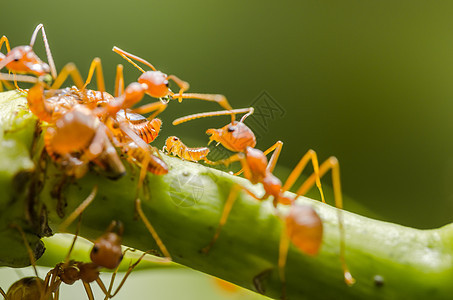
[163, 136, 212, 163]
[106, 46, 235, 121]
[174, 108, 355, 287]
[0, 24, 57, 91]
[115, 110, 162, 144]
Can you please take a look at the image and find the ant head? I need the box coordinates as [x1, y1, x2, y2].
[285, 205, 323, 256]
[206, 122, 256, 152]
[90, 221, 124, 269]
[6, 277, 45, 299]
[138, 71, 170, 98]
[5, 46, 50, 77]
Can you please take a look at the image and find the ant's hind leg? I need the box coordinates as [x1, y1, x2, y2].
[133, 101, 167, 121]
[58, 185, 98, 232]
[82, 58, 106, 94]
[293, 157, 355, 286]
[114, 64, 125, 97]
[281, 149, 326, 204]
[135, 198, 171, 259]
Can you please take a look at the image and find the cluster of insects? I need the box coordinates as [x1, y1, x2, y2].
[0, 24, 355, 299]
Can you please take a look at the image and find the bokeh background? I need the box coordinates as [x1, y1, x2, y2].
[2, 0, 453, 298]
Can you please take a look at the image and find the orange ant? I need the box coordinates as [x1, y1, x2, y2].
[174, 107, 355, 288]
[106, 46, 235, 121]
[163, 136, 213, 163]
[0, 24, 57, 91]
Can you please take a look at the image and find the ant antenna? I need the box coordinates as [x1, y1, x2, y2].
[239, 107, 254, 123]
[29, 24, 57, 79]
[172, 107, 254, 125]
[113, 46, 156, 73]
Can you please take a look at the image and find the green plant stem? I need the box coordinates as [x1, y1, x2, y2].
[1, 91, 453, 299]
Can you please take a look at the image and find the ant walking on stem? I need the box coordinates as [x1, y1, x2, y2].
[174, 107, 355, 290]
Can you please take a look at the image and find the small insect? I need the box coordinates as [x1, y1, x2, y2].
[174, 108, 355, 288]
[163, 136, 212, 163]
[106, 46, 235, 121]
[0, 24, 57, 91]
[115, 110, 162, 144]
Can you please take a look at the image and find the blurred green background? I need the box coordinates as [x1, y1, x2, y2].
[2, 0, 453, 298]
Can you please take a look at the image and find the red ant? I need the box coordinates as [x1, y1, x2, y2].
[106, 46, 235, 121]
[174, 108, 355, 289]
[0, 24, 57, 91]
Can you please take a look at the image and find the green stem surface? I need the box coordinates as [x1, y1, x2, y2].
[1, 91, 453, 299]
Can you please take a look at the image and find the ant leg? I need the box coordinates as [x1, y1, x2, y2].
[112, 46, 156, 72]
[293, 157, 355, 286]
[105, 249, 153, 298]
[82, 282, 95, 300]
[132, 101, 167, 120]
[264, 141, 284, 173]
[202, 184, 242, 253]
[166, 74, 189, 100]
[63, 215, 83, 264]
[281, 149, 326, 204]
[58, 185, 98, 232]
[50, 63, 84, 90]
[202, 153, 259, 253]
[135, 198, 171, 259]
[173, 93, 234, 121]
[29, 24, 57, 79]
[0, 287, 6, 298]
[204, 153, 242, 166]
[114, 64, 124, 97]
[82, 58, 106, 94]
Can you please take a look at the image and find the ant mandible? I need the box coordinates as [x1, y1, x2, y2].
[174, 108, 355, 287]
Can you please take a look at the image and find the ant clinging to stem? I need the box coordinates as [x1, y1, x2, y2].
[174, 107, 355, 288]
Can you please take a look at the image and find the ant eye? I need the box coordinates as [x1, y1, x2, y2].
[14, 58, 20, 62]
[227, 126, 235, 132]
[165, 81, 169, 88]
[92, 245, 99, 254]
[173, 137, 178, 141]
